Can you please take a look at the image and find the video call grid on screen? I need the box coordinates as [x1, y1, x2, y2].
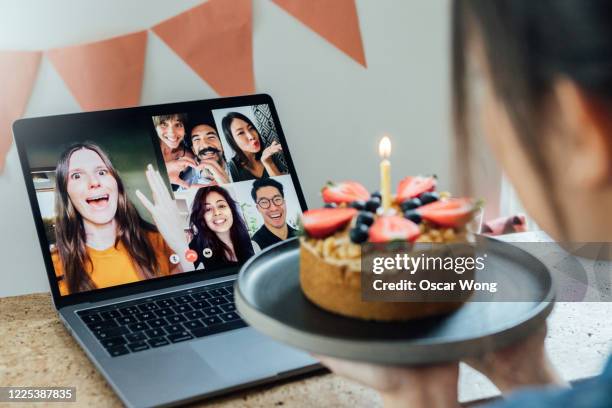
[20, 99, 303, 297]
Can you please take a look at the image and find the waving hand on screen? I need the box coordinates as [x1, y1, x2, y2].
[136, 164, 191, 272]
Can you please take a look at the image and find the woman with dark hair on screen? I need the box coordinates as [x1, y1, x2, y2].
[52, 143, 192, 295]
[317, 1, 612, 407]
[188, 185, 255, 270]
[221, 112, 285, 182]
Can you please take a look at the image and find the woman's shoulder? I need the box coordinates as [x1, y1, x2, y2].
[145, 230, 173, 257]
[228, 157, 241, 178]
[50, 247, 69, 295]
[188, 235, 200, 252]
[50, 247, 63, 277]
[229, 158, 248, 182]
[229, 155, 241, 168]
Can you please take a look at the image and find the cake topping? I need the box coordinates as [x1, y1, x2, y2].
[302, 207, 358, 239]
[417, 198, 476, 228]
[349, 200, 367, 211]
[322, 181, 370, 204]
[304, 177, 480, 244]
[349, 223, 370, 244]
[368, 215, 420, 243]
[418, 191, 440, 205]
[349, 211, 375, 244]
[356, 211, 375, 227]
[364, 196, 382, 213]
[400, 197, 422, 212]
[403, 210, 422, 224]
[395, 175, 437, 203]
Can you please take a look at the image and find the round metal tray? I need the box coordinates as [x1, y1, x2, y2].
[235, 237, 554, 365]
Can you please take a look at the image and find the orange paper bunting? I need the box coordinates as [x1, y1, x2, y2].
[272, 0, 366, 67]
[0, 0, 369, 174]
[0, 50, 41, 171]
[47, 31, 147, 111]
[152, 0, 254, 97]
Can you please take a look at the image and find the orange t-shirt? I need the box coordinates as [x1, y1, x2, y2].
[52, 231, 176, 296]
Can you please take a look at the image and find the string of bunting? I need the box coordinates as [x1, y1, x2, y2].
[0, 0, 366, 172]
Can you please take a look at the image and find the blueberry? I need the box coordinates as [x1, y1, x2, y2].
[365, 197, 381, 212]
[400, 197, 422, 212]
[371, 191, 382, 200]
[404, 210, 422, 224]
[349, 200, 366, 211]
[324, 202, 338, 208]
[356, 211, 375, 227]
[419, 191, 439, 205]
[350, 224, 370, 244]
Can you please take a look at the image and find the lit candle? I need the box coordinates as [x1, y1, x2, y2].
[379, 136, 392, 213]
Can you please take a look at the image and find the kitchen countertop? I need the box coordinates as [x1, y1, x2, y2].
[1, 231, 611, 407]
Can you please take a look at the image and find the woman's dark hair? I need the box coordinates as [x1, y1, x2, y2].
[189, 185, 254, 267]
[452, 0, 612, 237]
[221, 112, 263, 166]
[54, 143, 160, 294]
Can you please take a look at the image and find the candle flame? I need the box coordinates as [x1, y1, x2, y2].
[379, 135, 391, 159]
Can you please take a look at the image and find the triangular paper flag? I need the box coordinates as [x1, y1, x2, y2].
[0, 50, 41, 171]
[47, 31, 147, 111]
[152, 0, 254, 96]
[272, 0, 366, 67]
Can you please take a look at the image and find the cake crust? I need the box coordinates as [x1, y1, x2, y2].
[300, 239, 467, 321]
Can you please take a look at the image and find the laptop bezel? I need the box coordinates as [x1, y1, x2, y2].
[13, 94, 308, 310]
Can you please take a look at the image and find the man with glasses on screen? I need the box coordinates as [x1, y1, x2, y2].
[250, 178, 296, 250]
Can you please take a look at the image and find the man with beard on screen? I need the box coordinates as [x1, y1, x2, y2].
[250, 177, 297, 250]
[182, 119, 232, 188]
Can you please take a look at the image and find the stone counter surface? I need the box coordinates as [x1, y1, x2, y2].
[0, 293, 381, 408]
[2, 231, 612, 407]
[2, 293, 612, 408]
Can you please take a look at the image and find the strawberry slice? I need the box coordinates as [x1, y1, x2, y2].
[368, 215, 420, 243]
[417, 198, 476, 228]
[395, 176, 437, 202]
[322, 181, 370, 204]
[302, 208, 358, 239]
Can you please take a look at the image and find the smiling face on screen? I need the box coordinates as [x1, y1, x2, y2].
[66, 148, 119, 226]
[256, 186, 286, 229]
[156, 116, 186, 150]
[203, 191, 234, 234]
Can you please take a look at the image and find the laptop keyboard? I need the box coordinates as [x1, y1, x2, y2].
[76, 281, 246, 357]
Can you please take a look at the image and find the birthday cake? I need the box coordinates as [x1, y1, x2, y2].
[299, 176, 481, 321]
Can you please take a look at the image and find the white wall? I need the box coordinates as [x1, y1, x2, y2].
[0, 0, 452, 297]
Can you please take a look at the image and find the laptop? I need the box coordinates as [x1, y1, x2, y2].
[13, 94, 320, 407]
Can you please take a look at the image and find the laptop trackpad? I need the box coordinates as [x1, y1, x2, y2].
[108, 346, 226, 406]
[191, 328, 313, 382]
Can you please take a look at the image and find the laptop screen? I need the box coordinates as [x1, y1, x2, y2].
[17, 97, 305, 297]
